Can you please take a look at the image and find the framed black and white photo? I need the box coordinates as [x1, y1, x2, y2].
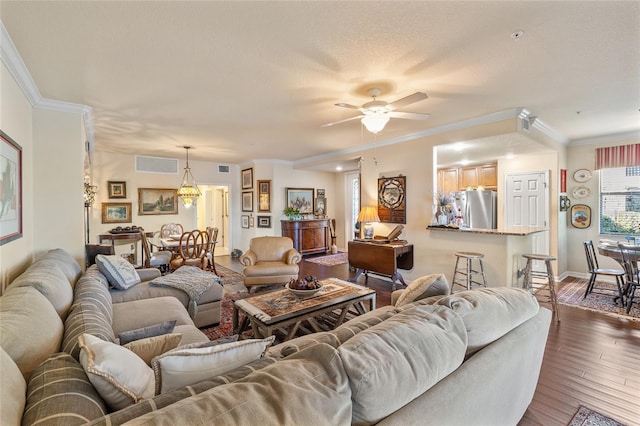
[242, 167, 253, 190]
[257, 215, 271, 228]
[241, 215, 250, 229]
[242, 191, 253, 212]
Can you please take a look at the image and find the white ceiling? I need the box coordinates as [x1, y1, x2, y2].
[1, 1, 639, 168]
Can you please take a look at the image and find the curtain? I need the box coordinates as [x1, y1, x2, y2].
[594, 143, 640, 169]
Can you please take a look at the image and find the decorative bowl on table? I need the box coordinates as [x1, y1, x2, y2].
[286, 277, 323, 298]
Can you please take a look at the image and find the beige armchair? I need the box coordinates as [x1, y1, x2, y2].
[240, 236, 302, 292]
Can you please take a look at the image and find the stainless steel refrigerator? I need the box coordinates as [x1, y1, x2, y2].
[450, 190, 497, 229]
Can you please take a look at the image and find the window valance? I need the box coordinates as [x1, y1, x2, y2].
[594, 143, 640, 170]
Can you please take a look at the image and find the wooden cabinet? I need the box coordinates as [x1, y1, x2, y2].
[281, 219, 329, 255]
[437, 163, 497, 191]
[437, 168, 459, 194]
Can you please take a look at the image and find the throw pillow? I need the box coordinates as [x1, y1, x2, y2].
[95, 254, 141, 290]
[118, 320, 177, 345]
[176, 334, 239, 350]
[78, 333, 155, 411]
[395, 273, 450, 307]
[152, 336, 276, 394]
[123, 333, 183, 366]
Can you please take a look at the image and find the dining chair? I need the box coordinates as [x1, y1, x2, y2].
[617, 242, 639, 314]
[160, 223, 184, 239]
[139, 229, 172, 273]
[583, 240, 625, 307]
[205, 226, 219, 275]
[170, 230, 209, 271]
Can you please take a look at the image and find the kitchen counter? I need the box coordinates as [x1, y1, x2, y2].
[427, 225, 547, 236]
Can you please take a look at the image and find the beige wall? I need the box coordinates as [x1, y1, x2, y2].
[0, 62, 85, 292]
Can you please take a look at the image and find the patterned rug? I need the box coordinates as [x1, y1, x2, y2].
[567, 405, 625, 426]
[304, 252, 348, 266]
[556, 279, 639, 320]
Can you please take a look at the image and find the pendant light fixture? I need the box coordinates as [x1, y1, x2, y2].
[177, 146, 201, 208]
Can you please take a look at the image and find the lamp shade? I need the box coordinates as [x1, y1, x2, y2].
[357, 206, 380, 223]
[361, 114, 390, 134]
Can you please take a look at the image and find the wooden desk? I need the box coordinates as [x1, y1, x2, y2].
[98, 232, 153, 265]
[347, 240, 414, 290]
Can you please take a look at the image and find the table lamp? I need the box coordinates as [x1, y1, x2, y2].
[357, 206, 380, 239]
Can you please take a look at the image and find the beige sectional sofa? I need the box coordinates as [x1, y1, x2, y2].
[0, 249, 551, 425]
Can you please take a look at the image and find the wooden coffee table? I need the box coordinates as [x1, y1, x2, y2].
[232, 278, 376, 341]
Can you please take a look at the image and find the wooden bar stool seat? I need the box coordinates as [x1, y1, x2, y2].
[522, 253, 560, 323]
[451, 252, 488, 292]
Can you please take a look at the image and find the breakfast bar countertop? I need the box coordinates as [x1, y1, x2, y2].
[426, 225, 548, 236]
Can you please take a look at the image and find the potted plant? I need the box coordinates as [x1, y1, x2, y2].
[283, 206, 300, 220]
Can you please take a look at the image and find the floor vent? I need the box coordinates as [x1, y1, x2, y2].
[135, 155, 179, 174]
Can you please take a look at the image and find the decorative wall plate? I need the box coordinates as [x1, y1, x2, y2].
[571, 204, 591, 228]
[573, 169, 592, 183]
[572, 186, 591, 199]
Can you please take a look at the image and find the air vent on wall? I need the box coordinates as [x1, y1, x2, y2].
[218, 165, 230, 174]
[135, 156, 179, 174]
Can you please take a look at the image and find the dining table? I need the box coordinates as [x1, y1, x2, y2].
[597, 240, 640, 301]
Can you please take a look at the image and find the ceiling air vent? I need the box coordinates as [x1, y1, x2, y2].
[218, 165, 230, 174]
[135, 155, 179, 174]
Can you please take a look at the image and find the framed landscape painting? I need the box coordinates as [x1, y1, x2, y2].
[138, 188, 178, 215]
[102, 202, 132, 224]
[286, 187, 314, 214]
[0, 130, 22, 245]
[108, 181, 127, 198]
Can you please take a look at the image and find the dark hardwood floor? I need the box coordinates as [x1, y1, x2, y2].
[216, 255, 640, 425]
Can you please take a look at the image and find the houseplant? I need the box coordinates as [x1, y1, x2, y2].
[283, 206, 301, 220]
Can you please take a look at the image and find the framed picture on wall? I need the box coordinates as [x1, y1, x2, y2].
[314, 197, 326, 216]
[242, 167, 253, 190]
[241, 215, 250, 229]
[257, 179, 271, 212]
[257, 215, 271, 228]
[108, 181, 127, 199]
[286, 187, 314, 214]
[242, 191, 253, 212]
[138, 188, 178, 215]
[101, 202, 132, 224]
[0, 130, 23, 245]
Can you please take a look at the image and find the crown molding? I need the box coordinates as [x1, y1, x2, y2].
[1, 20, 94, 149]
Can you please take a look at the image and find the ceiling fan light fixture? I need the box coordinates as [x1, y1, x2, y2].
[361, 114, 390, 134]
[177, 146, 202, 208]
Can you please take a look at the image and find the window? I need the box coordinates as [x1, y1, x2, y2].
[599, 166, 640, 235]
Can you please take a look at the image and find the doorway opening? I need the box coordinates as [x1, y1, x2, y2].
[196, 185, 230, 256]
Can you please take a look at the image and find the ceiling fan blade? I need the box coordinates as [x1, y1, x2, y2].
[389, 92, 428, 109]
[388, 111, 431, 120]
[335, 102, 362, 110]
[321, 115, 364, 127]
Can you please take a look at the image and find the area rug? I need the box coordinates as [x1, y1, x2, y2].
[304, 252, 348, 266]
[567, 405, 625, 426]
[556, 279, 639, 320]
[214, 264, 246, 293]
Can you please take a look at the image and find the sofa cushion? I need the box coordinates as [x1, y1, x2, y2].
[338, 304, 467, 425]
[110, 296, 196, 334]
[152, 336, 276, 394]
[436, 287, 540, 354]
[118, 320, 177, 345]
[123, 333, 183, 366]
[41, 248, 83, 286]
[395, 273, 450, 307]
[78, 333, 155, 411]
[95, 254, 141, 290]
[5, 259, 73, 318]
[0, 286, 64, 379]
[22, 352, 107, 425]
[129, 343, 352, 425]
[0, 347, 26, 426]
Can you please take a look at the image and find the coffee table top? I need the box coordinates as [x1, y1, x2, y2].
[234, 278, 375, 324]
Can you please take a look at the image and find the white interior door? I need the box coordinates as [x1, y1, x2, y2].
[505, 171, 550, 264]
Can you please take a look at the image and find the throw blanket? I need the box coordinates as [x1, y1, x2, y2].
[150, 266, 221, 319]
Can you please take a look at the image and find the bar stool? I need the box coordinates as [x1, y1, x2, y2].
[451, 252, 488, 292]
[522, 254, 559, 323]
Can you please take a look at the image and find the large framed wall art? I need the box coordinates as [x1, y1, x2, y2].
[286, 187, 314, 214]
[378, 175, 406, 224]
[138, 188, 178, 215]
[0, 130, 23, 245]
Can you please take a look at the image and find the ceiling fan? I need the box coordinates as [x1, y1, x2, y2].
[322, 88, 430, 134]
